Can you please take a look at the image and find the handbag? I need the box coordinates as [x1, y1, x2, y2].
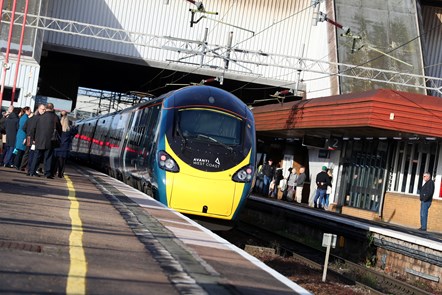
[279, 179, 287, 191]
[51, 118, 61, 148]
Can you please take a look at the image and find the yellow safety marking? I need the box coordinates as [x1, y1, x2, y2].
[65, 175, 87, 295]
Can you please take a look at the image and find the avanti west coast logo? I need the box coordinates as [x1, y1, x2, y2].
[193, 157, 221, 168]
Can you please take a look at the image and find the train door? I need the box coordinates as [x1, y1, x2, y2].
[121, 109, 140, 176]
[108, 113, 124, 178]
[117, 110, 136, 179]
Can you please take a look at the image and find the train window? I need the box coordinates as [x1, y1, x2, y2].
[140, 105, 160, 150]
[177, 109, 242, 146]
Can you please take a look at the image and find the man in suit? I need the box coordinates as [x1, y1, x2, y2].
[29, 103, 61, 178]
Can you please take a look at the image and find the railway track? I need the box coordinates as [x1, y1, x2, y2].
[219, 221, 434, 295]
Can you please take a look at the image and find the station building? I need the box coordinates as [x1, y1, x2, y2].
[252, 89, 442, 232]
[0, 1, 441, 232]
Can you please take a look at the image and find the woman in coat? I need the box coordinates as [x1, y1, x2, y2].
[14, 107, 31, 169]
[54, 111, 77, 178]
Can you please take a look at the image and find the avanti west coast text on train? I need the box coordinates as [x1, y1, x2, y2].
[71, 86, 256, 229]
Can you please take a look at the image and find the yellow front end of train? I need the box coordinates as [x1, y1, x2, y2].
[165, 142, 252, 220]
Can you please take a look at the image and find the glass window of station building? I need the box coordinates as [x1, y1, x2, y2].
[337, 139, 439, 212]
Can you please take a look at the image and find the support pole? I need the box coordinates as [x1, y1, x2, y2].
[0, 0, 18, 108]
[200, 27, 208, 66]
[0, 0, 5, 26]
[321, 233, 336, 282]
[11, 0, 29, 105]
[322, 244, 331, 282]
[224, 31, 233, 70]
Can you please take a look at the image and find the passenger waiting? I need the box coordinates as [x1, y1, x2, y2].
[295, 166, 306, 203]
[261, 159, 275, 196]
[285, 167, 298, 202]
[313, 166, 331, 209]
[270, 166, 283, 198]
[13, 107, 31, 170]
[54, 111, 77, 178]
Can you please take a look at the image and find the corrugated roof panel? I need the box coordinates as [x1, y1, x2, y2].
[44, 1, 324, 59]
[421, 5, 442, 97]
[44, 0, 331, 96]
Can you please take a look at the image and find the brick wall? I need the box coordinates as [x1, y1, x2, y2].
[383, 193, 442, 232]
[340, 193, 442, 233]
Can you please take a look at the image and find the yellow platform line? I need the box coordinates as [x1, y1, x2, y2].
[65, 175, 87, 294]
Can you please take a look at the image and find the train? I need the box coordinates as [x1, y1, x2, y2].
[71, 85, 256, 230]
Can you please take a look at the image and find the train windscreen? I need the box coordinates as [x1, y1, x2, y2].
[177, 108, 242, 146]
[167, 107, 251, 172]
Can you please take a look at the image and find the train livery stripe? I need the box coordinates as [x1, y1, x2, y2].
[66, 175, 87, 295]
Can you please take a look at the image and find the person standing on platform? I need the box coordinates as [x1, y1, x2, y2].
[13, 106, 31, 170]
[295, 166, 306, 204]
[23, 109, 39, 174]
[322, 168, 333, 210]
[270, 166, 284, 198]
[313, 166, 331, 209]
[285, 167, 297, 202]
[261, 159, 275, 196]
[54, 111, 77, 178]
[3, 106, 20, 167]
[29, 103, 61, 178]
[419, 172, 434, 231]
[0, 110, 7, 158]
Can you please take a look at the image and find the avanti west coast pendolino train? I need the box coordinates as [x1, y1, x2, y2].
[71, 86, 256, 229]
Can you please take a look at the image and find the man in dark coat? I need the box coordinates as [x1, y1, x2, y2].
[29, 103, 61, 178]
[3, 106, 20, 167]
[21, 110, 39, 172]
[419, 172, 435, 231]
[261, 159, 275, 196]
[313, 166, 331, 209]
[0, 111, 6, 135]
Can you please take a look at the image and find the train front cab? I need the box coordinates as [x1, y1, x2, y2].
[155, 86, 256, 229]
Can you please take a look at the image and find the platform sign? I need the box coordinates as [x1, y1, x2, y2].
[322, 233, 337, 248]
[326, 136, 342, 151]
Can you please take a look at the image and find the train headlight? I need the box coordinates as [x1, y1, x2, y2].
[232, 165, 254, 183]
[158, 150, 180, 172]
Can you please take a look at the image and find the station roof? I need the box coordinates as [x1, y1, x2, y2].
[252, 89, 442, 140]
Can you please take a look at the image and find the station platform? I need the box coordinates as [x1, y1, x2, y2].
[249, 194, 442, 248]
[246, 194, 442, 288]
[0, 165, 310, 295]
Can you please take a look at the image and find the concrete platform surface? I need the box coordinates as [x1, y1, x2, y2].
[0, 165, 310, 295]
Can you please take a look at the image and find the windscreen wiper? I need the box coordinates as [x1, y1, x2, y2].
[175, 126, 187, 151]
[196, 134, 233, 152]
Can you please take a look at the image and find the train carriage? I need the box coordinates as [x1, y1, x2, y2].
[72, 85, 256, 229]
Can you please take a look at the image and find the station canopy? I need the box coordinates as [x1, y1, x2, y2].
[252, 89, 442, 140]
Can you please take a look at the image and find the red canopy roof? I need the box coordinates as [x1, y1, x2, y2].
[252, 89, 442, 139]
